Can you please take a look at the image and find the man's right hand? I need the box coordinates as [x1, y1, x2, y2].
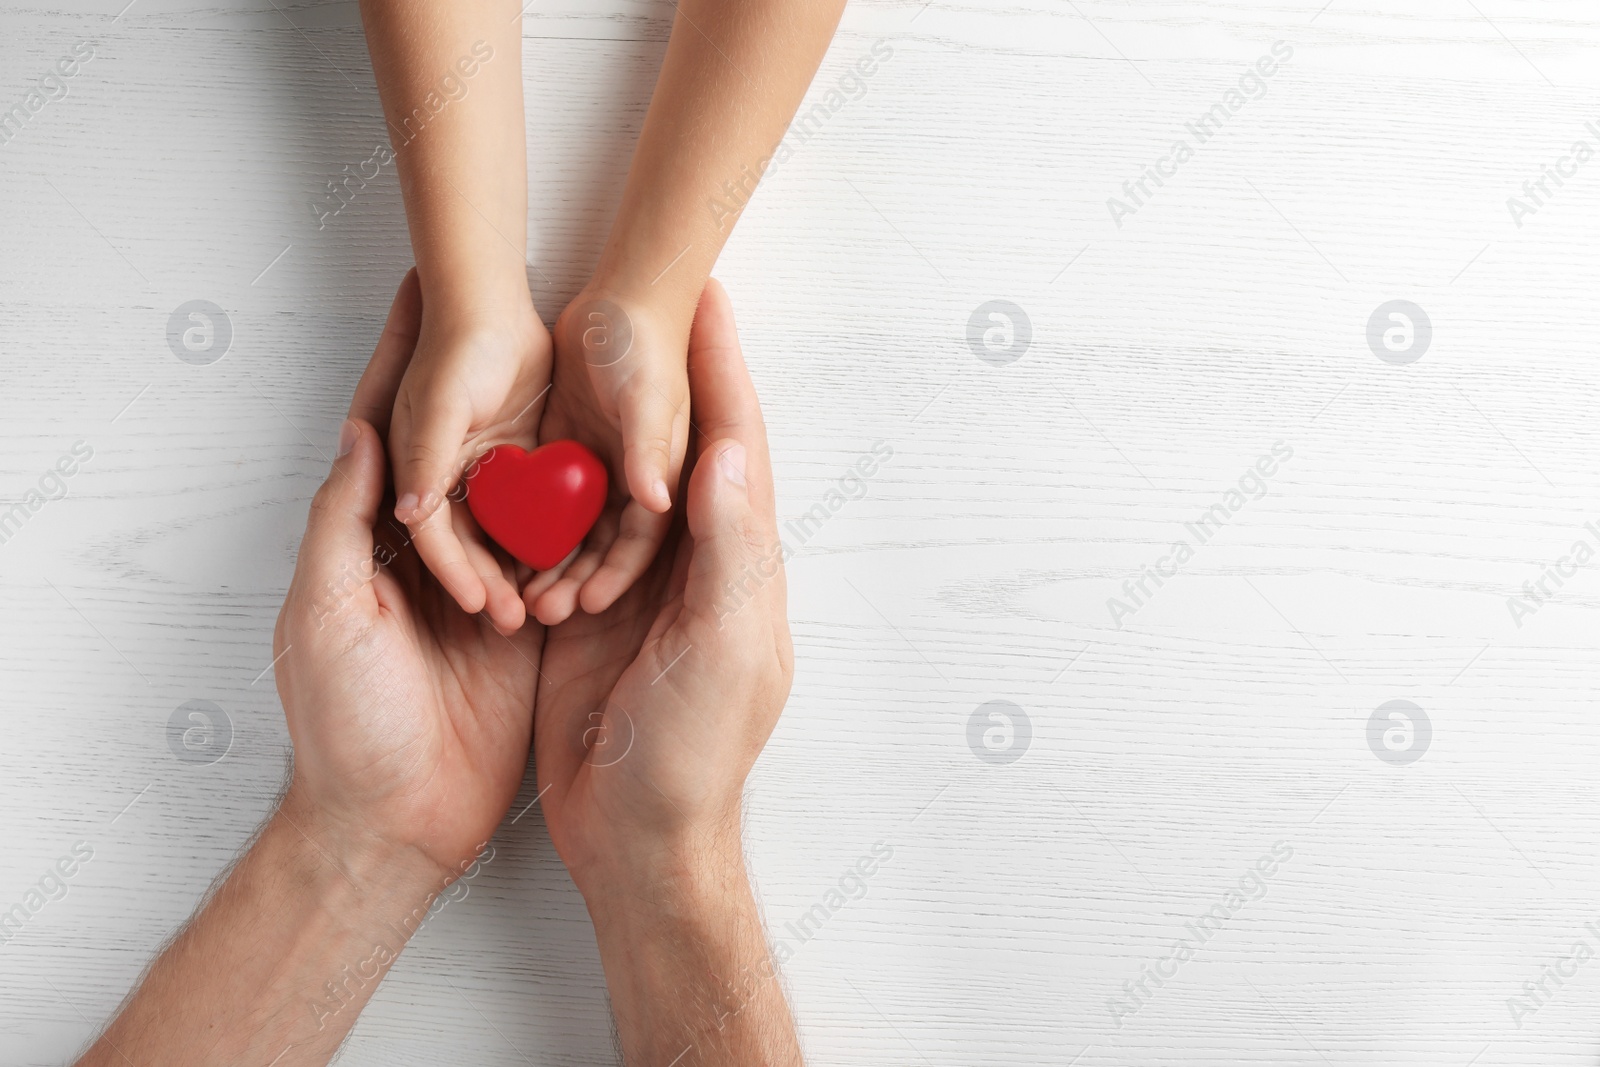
[535, 278, 802, 1066]
[536, 277, 792, 890]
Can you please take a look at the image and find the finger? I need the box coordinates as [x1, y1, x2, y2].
[685, 279, 773, 513]
[294, 418, 386, 608]
[618, 377, 685, 513]
[520, 543, 580, 607]
[682, 437, 782, 628]
[350, 269, 423, 433]
[388, 388, 484, 613]
[406, 497, 488, 614]
[391, 386, 473, 528]
[467, 537, 527, 634]
[577, 498, 672, 614]
[454, 505, 526, 633]
[532, 549, 606, 626]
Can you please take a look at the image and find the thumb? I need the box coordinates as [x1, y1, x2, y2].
[618, 378, 686, 514]
[391, 389, 471, 524]
[684, 439, 781, 628]
[294, 418, 385, 612]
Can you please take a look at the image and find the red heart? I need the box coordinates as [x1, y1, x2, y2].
[464, 441, 608, 570]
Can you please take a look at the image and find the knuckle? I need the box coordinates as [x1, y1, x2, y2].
[405, 439, 449, 471]
[612, 524, 655, 549]
[307, 479, 340, 521]
[628, 436, 672, 463]
[733, 515, 774, 559]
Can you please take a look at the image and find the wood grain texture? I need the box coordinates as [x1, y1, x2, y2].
[2, 0, 1600, 1063]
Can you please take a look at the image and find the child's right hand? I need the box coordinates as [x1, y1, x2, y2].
[387, 278, 553, 636]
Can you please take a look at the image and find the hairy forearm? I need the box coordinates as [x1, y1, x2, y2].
[594, 0, 847, 313]
[359, 0, 529, 318]
[584, 841, 803, 1067]
[76, 791, 445, 1067]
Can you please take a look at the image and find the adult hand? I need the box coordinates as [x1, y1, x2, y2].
[522, 287, 691, 625]
[274, 271, 544, 880]
[73, 273, 547, 1067]
[535, 278, 790, 891]
[535, 278, 803, 1067]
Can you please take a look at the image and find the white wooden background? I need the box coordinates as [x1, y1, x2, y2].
[3, 0, 1599, 1063]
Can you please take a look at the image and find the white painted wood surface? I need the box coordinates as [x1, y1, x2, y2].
[3, 0, 1599, 1062]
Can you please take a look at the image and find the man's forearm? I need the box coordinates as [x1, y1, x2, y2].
[592, 0, 847, 314]
[584, 840, 803, 1067]
[359, 0, 529, 318]
[76, 791, 447, 1067]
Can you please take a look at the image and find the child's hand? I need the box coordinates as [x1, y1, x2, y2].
[523, 287, 692, 625]
[389, 287, 553, 635]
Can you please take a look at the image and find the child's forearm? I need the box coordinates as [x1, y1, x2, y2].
[360, 0, 530, 320]
[591, 0, 848, 316]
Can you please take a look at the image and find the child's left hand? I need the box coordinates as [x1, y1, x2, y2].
[522, 285, 693, 625]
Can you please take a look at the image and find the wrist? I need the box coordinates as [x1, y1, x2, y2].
[79, 796, 458, 1066]
[581, 261, 704, 331]
[582, 841, 757, 992]
[413, 257, 537, 327]
[588, 181, 728, 317]
[556, 279, 696, 381]
[274, 786, 456, 903]
[573, 824, 748, 921]
[579, 832, 801, 1067]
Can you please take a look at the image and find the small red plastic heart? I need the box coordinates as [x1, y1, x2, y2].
[464, 441, 607, 570]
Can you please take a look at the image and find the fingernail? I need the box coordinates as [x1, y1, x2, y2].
[336, 420, 357, 458]
[717, 443, 747, 489]
[652, 478, 671, 505]
[395, 492, 419, 518]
